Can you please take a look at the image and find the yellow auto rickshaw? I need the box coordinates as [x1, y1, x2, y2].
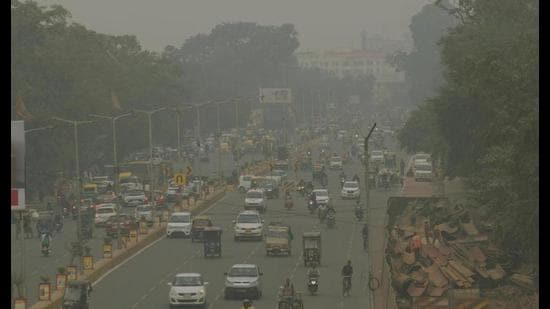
[191, 215, 213, 242]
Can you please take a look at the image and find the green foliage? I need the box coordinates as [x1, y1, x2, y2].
[401, 0, 538, 263]
[389, 1, 455, 107]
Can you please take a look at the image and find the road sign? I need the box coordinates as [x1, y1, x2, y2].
[259, 88, 292, 104]
[174, 173, 186, 186]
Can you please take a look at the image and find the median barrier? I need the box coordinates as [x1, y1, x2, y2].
[30, 186, 226, 309]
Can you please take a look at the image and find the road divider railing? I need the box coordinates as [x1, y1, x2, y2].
[29, 185, 226, 309]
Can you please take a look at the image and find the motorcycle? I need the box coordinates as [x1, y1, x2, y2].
[54, 220, 63, 233]
[41, 246, 51, 257]
[307, 275, 319, 295]
[307, 200, 317, 214]
[340, 177, 345, 188]
[342, 276, 352, 296]
[296, 185, 306, 197]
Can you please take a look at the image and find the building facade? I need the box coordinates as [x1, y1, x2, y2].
[294, 48, 405, 83]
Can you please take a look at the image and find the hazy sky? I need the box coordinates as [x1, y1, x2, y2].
[38, 0, 430, 52]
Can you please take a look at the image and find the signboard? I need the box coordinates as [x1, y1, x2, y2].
[55, 274, 67, 291]
[12, 121, 25, 211]
[103, 243, 112, 258]
[82, 255, 93, 270]
[173, 173, 186, 186]
[129, 229, 138, 241]
[259, 88, 292, 104]
[38, 283, 51, 301]
[11, 188, 25, 211]
[67, 266, 77, 281]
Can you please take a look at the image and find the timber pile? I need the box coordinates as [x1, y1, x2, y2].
[386, 198, 538, 308]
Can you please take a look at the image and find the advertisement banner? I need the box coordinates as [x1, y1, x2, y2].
[259, 88, 292, 104]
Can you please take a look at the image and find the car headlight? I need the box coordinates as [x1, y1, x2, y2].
[198, 288, 205, 295]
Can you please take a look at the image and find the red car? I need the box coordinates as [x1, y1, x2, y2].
[105, 214, 137, 238]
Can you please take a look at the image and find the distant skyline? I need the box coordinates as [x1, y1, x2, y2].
[37, 0, 430, 52]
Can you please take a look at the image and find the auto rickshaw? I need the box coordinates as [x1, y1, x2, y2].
[302, 231, 322, 267]
[203, 226, 222, 258]
[62, 280, 92, 309]
[190, 215, 213, 242]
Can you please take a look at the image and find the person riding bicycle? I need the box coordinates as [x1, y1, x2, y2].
[362, 224, 369, 250]
[341, 260, 354, 293]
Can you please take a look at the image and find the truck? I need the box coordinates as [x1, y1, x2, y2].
[265, 222, 292, 256]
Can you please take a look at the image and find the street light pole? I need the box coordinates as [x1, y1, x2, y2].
[51, 117, 93, 273]
[364, 122, 377, 309]
[89, 113, 132, 249]
[134, 108, 166, 204]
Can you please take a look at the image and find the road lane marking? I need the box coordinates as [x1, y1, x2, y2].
[92, 196, 224, 287]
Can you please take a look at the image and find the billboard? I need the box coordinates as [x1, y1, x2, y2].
[11, 121, 25, 210]
[259, 88, 292, 104]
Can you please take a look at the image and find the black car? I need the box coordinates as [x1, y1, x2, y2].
[259, 181, 279, 199]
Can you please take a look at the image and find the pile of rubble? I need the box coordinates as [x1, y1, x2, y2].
[386, 198, 538, 308]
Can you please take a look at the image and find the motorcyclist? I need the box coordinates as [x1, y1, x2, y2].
[362, 224, 369, 250]
[352, 174, 360, 183]
[41, 232, 52, 251]
[355, 201, 364, 219]
[341, 260, 354, 294]
[285, 189, 292, 200]
[305, 181, 314, 193]
[297, 178, 306, 188]
[54, 214, 63, 232]
[339, 171, 346, 180]
[241, 299, 254, 309]
[307, 262, 320, 279]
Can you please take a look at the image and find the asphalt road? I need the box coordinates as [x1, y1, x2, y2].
[10, 149, 252, 305]
[90, 140, 400, 309]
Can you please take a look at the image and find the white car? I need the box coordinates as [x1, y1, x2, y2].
[244, 189, 267, 213]
[370, 150, 385, 164]
[414, 163, 433, 182]
[123, 190, 147, 207]
[341, 181, 360, 199]
[329, 156, 343, 170]
[238, 175, 253, 193]
[166, 212, 192, 238]
[224, 264, 263, 300]
[312, 189, 330, 206]
[134, 204, 154, 224]
[233, 210, 264, 241]
[94, 204, 117, 226]
[168, 273, 208, 308]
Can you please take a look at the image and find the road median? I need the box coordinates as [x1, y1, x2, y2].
[29, 186, 226, 309]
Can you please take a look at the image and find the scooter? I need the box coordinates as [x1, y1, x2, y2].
[307, 275, 319, 295]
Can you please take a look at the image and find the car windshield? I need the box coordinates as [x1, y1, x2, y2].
[304, 239, 319, 248]
[170, 215, 190, 223]
[128, 191, 143, 196]
[237, 214, 260, 223]
[193, 219, 211, 226]
[174, 276, 203, 286]
[267, 230, 287, 238]
[344, 182, 359, 189]
[372, 151, 383, 156]
[96, 208, 114, 214]
[331, 157, 341, 161]
[416, 154, 430, 160]
[247, 192, 263, 199]
[64, 287, 83, 301]
[229, 267, 258, 277]
[242, 176, 252, 181]
[315, 191, 328, 197]
[137, 206, 151, 212]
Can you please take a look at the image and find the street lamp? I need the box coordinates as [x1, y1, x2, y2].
[134, 108, 166, 203]
[51, 117, 93, 273]
[89, 112, 133, 249]
[171, 106, 194, 162]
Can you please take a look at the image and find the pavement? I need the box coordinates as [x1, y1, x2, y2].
[89, 139, 400, 309]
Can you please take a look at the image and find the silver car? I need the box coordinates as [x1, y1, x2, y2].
[224, 264, 263, 300]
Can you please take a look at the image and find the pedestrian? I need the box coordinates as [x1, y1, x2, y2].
[411, 232, 422, 259]
[433, 227, 442, 246]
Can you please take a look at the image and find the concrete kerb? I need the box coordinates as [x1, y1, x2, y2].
[29, 187, 226, 309]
